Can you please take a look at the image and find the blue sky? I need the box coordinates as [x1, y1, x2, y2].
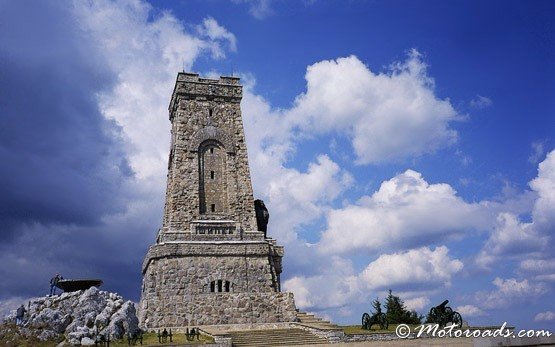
[0, 0, 554, 331]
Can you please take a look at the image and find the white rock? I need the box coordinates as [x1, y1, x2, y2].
[80, 336, 95, 346]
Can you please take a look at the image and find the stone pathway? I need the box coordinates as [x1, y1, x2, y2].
[308, 338, 473, 346]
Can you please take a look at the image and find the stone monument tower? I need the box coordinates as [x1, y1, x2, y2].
[139, 73, 297, 328]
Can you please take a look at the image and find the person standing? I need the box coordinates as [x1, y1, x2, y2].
[15, 304, 26, 326]
[49, 273, 62, 296]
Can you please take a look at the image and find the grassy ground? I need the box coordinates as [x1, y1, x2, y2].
[101, 332, 215, 346]
[341, 324, 420, 335]
[0, 322, 214, 347]
[0, 322, 64, 347]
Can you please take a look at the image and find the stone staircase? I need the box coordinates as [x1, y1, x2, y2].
[295, 311, 340, 330]
[228, 328, 328, 346]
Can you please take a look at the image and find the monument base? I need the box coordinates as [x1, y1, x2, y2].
[139, 292, 297, 329]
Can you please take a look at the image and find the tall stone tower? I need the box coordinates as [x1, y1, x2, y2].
[139, 73, 297, 328]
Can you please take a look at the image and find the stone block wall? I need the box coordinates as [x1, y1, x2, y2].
[140, 292, 296, 328]
[141, 242, 282, 295]
[139, 241, 293, 328]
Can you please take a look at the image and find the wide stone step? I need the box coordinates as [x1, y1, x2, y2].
[229, 328, 328, 346]
[232, 338, 326, 343]
[232, 334, 324, 339]
[295, 311, 341, 330]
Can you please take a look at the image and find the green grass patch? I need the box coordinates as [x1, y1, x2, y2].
[341, 324, 419, 335]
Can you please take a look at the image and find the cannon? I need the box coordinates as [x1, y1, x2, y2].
[427, 300, 462, 328]
[127, 328, 143, 345]
[157, 328, 173, 343]
[361, 305, 388, 330]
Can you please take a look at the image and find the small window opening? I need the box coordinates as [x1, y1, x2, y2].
[209, 108, 213, 118]
[210, 171, 215, 179]
[210, 148, 214, 154]
[210, 280, 232, 293]
[211, 204, 216, 212]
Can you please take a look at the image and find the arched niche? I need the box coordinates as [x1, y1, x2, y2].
[189, 126, 235, 154]
[198, 139, 228, 214]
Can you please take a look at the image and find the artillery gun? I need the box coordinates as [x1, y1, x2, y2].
[361, 306, 388, 330]
[427, 300, 463, 328]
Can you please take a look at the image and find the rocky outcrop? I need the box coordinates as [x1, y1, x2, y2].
[4, 287, 138, 345]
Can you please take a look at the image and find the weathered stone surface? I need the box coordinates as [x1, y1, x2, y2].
[161, 73, 257, 232]
[141, 292, 296, 329]
[5, 287, 138, 342]
[139, 73, 297, 328]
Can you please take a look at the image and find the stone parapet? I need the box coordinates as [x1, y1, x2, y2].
[170, 73, 242, 114]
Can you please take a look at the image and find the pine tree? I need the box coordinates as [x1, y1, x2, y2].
[371, 297, 382, 315]
[384, 289, 422, 325]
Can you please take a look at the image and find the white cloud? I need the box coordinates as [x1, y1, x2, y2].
[477, 277, 548, 310]
[535, 311, 555, 322]
[405, 297, 431, 311]
[475, 213, 547, 268]
[72, 0, 236, 182]
[529, 149, 555, 232]
[469, 95, 493, 109]
[232, 0, 273, 19]
[283, 256, 361, 310]
[283, 246, 460, 313]
[197, 17, 237, 56]
[240, 78, 352, 244]
[287, 51, 460, 164]
[528, 141, 545, 164]
[520, 259, 555, 273]
[456, 305, 486, 317]
[318, 169, 491, 254]
[360, 246, 463, 291]
[476, 150, 555, 268]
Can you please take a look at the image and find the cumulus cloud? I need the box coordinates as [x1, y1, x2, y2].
[317, 169, 491, 254]
[360, 246, 463, 291]
[476, 150, 555, 269]
[519, 259, 555, 282]
[404, 297, 431, 312]
[455, 305, 486, 317]
[529, 150, 555, 232]
[287, 51, 460, 164]
[240, 78, 352, 247]
[477, 277, 548, 310]
[283, 256, 361, 310]
[475, 213, 547, 268]
[535, 311, 555, 322]
[0, 0, 239, 301]
[283, 246, 460, 314]
[197, 17, 238, 56]
[73, 0, 236, 182]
